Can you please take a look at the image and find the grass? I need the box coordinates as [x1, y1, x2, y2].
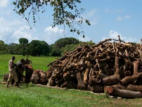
[0, 54, 142, 107]
[0, 54, 58, 76]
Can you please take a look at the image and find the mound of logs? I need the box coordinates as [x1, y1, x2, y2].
[3, 38, 142, 98]
[47, 38, 142, 98]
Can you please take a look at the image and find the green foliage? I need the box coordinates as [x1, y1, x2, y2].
[7, 43, 21, 54]
[80, 40, 95, 46]
[49, 37, 80, 56]
[19, 38, 28, 45]
[0, 40, 4, 45]
[61, 43, 80, 55]
[0, 37, 95, 56]
[49, 44, 61, 56]
[0, 40, 7, 54]
[48, 38, 95, 56]
[55, 37, 79, 48]
[13, 0, 90, 36]
[19, 38, 29, 56]
[60, 41, 95, 56]
[28, 40, 49, 56]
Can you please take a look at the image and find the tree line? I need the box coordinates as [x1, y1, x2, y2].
[0, 37, 94, 56]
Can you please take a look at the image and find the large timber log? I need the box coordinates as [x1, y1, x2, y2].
[104, 86, 142, 98]
[127, 84, 142, 91]
[121, 60, 142, 85]
[102, 56, 120, 85]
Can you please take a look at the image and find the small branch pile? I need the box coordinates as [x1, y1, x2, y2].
[47, 38, 142, 98]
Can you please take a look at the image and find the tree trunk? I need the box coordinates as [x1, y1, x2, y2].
[103, 56, 120, 85]
[127, 84, 142, 91]
[121, 60, 142, 85]
[104, 86, 142, 98]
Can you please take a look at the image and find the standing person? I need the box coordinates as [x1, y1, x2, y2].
[16, 59, 25, 82]
[7, 56, 19, 87]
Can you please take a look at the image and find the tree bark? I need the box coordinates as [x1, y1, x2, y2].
[121, 60, 142, 85]
[103, 56, 120, 85]
[104, 86, 142, 98]
[127, 84, 142, 91]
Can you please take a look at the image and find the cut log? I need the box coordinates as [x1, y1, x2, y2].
[127, 84, 142, 91]
[46, 70, 52, 79]
[30, 70, 40, 84]
[133, 60, 139, 74]
[88, 84, 104, 93]
[102, 56, 120, 85]
[76, 72, 86, 89]
[111, 84, 125, 89]
[103, 74, 120, 85]
[83, 68, 89, 85]
[120, 60, 141, 85]
[39, 71, 48, 85]
[104, 86, 142, 98]
[120, 72, 142, 85]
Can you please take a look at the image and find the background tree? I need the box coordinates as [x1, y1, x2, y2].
[49, 37, 79, 56]
[0, 40, 4, 45]
[0, 40, 7, 54]
[19, 38, 29, 56]
[49, 44, 61, 56]
[55, 37, 79, 49]
[39, 41, 50, 56]
[59, 39, 95, 56]
[7, 43, 20, 54]
[28, 40, 49, 56]
[13, 0, 90, 36]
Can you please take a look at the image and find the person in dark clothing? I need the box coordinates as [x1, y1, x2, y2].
[16, 59, 25, 83]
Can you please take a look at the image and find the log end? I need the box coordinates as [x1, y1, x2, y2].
[104, 86, 114, 95]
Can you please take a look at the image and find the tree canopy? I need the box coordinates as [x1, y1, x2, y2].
[19, 38, 29, 56]
[0, 37, 95, 56]
[13, 0, 90, 36]
[19, 38, 28, 45]
[55, 37, 79, 48]
[28, 40, 49, 56]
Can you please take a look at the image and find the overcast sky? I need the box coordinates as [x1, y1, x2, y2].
[0, 0, 142, 44]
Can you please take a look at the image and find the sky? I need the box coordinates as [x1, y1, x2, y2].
[0, 0, 142, 44]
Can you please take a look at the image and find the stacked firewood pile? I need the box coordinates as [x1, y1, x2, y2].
[47, 38, 142, 98]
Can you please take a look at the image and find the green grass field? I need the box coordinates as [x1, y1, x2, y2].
[0, 54, 142, 107]
[0, 54, 58, 76]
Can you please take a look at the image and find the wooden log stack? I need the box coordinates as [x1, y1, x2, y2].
[47, 38, 142, 98]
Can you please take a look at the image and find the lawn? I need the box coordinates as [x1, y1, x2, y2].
[0, 54, 58, 76]
[0, 54, 142, 107]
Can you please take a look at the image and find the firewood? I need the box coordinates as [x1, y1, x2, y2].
[103, 74, 120, 85]
[120, 72, 142, 85]
[121, 60, 142, 85]
[111, 84, 125, 89]
[102, 56, 120, 85]
[39, 71, 48, 85]
[83, 68, 89, 85]
[127, 84, 142, 91]
[76, 72, 86, 89]
[104, 86, 142, 98]
[30, 70, 40, 84]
